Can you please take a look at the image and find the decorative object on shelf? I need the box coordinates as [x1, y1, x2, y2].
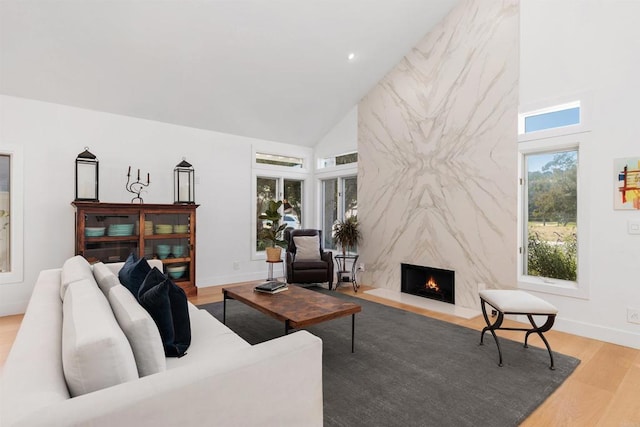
[125, 166, 150, 203]
[75, 147, 99, 202]
[258, 200, 288, 261]
[174, 158, 195, 204]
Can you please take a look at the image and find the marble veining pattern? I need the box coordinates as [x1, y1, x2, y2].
[358, 0, 519, 310]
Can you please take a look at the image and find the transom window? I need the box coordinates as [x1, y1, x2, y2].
[318, 152, 358, 169]
[518, 101, 581, 135]
[255, 152, 303, 168]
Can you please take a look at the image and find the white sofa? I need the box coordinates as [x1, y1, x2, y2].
[0, 256, 323, 426]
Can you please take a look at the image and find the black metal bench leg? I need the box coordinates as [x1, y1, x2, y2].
[526, 314, 556, 370]
[480, 299, 505, 367]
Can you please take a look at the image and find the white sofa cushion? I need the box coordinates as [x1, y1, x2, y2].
[93, 262, 120, 296]
[60, 255, 94, 300]
[62, 279, 139, 397]
[293, 235, 321, 260]
[109, 284, 167, 377]
[165, 308, 250, 370]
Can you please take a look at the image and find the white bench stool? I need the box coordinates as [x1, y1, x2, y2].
[479, 290, 558, 369]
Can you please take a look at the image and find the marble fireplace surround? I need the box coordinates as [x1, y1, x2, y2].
[358, 0, 519, 315]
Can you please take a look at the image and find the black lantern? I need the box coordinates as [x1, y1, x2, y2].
[174, 158, 195, 204]
[75, 147, 99, 202]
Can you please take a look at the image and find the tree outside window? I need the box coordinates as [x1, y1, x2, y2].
[525, 150, 578, 281]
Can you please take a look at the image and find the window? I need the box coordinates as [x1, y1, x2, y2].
[255, 177, 303, 251]
[0, 155, 10, 273]
[255, 152, 303, 168]
[518, 98, 589, 298]
[321, 176, 357, 251]
[523, 150, 578, 281]
[518, 101, 581, 135]
[318, 152, 358, 169]
[0, 145, 23, 285]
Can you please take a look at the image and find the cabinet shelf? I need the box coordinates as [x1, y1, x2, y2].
[144, 233, 190, 240]
[72, 202, 199, 296]
[85, 236, 139, 243]
[160, 257, 191, 264]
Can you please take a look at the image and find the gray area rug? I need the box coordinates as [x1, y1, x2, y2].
[199, 288, 580, 427]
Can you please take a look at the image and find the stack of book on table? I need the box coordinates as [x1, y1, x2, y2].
[254, 281, 289, 294]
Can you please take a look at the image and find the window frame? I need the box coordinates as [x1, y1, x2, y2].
[518, 93, 592, 142]
[517, 131, 590, 300]
[251, 147, 309, 261]
[0, 144, 24, 285]
[316, 160, 358, 252]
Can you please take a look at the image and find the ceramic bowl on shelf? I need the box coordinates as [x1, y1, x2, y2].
[155, 224, 173, 235]
[173, 224, 188, 234]
[167, 264, 187, 279]
[137, 220, 154, 236]
[171, 245, 186, 257]
[156, 244, 171, 259]
[107, 224, 134, 236]
[85, 227, 106, 237]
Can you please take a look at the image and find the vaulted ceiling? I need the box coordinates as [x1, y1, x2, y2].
[0, 0, 459, 146]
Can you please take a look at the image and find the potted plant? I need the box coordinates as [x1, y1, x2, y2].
[332, 216, 361, 272]
[258, 200, 288, 261]
[332, 216, 361, 256]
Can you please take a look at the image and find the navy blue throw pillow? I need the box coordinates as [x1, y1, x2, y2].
[138, 267, 191, 357]
[118, 253, 151, 296]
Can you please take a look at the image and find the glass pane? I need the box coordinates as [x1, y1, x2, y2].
[255, 152, 303, 168]
[525, 150, 578, 281]
[524, 107, 580, 133]
[283, 179, 302, 229]
[343, 176, 358, 220]
[0, 155, 9, 272]
[84, 213, 139, 263]
[342, 176, 358, 253]
[323, 179, 338, 250]
[257, 177, 277, 251]
[336, 152, 358, 165]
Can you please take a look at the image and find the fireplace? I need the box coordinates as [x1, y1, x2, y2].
[401, 263, 455, 304]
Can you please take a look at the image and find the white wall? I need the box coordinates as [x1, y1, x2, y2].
[314, 106, 358, 161]
[520, 0, 640, 348]
[0, 94, 312, 315]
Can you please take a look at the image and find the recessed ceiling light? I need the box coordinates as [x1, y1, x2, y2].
[347, 52, 356, 61]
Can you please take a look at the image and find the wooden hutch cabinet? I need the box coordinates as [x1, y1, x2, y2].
[72, 202, 198, 296]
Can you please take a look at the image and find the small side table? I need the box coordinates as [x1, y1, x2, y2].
[266, 259, 285, 282]
[334, 254, 359, 292]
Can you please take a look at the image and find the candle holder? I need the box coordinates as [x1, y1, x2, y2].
[125, 166, 150, 203]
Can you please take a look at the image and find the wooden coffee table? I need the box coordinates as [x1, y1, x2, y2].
[222, 283, 362, 352]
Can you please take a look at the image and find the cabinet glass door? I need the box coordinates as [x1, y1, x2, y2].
[83, 213, 139, 263]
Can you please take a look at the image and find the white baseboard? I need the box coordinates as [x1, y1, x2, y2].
[0, 300, 28, 316]
[197, 271, 272, 288]
[548, 316, 640, 350]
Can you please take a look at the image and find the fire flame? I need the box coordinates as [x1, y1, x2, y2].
[425, 276, 440, 292]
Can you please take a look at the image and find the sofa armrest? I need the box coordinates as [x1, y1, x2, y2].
[12, 331, 323, 427]
[321, 251, 334, 282]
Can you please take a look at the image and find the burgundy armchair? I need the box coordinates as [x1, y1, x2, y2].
[285, 229, 334, 289]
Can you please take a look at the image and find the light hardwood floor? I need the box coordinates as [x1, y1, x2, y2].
[2, 283, 639, 426]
